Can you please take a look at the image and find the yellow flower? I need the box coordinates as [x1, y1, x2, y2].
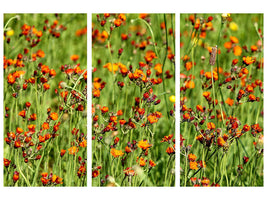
[169, 95, 175, 103]
[222, 13, 230, 19]
[229, 22, 238, 31]
[6, 29, 14, 36]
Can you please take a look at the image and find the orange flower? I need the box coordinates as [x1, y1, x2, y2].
[70, 54, 79, 62]
[203, 91, 211, 98]
[42, 122, 49, 130]
[251, 45, 258, 52]
[13, 171, 19, 183]
[243, 56, 255, 65]
[161, 134, 173, 143]
[92, 170, 100, 178]
[185, 80, 195, 89]
[242, 124, 250, 132]
[230, 36, 239, 44]
[50, 112, 58, 121]
[224, 41, 232, 49]
[124, 167, 135, 176]
[110, 148, 124, 158]
[154, 63, 162, 75]
[225, 98, 234, 106]
[125, 146, 132, 153]
[188, 153, 197, 161]
[4, 158, 11, 167]
[139, 157, 146, 167]
[101, 106, 109, 113]
[137, 140, 152, 150]
[166, 147, 175, 155]
[60, 149, 66, 157]
[147, 114, 158, 124]
[103, 63, 119, 73]
[189, 161, 198, 170]
[114, 18, 122, 27]
[233, 46, 242, 56]
[217, 137, 226, 147]
[149, 160, 156, 167]
[144, 50, 157, 63]
[196, 105, 204, 112]
[79, 138, 87, 147]
[248, 94, 256, 101]
[118, 14, 126, 21]
[185, 61, 193, 71]
[68, 146, 79, 155]
[183, 113, 190, 120]
[18, 110, 26, 118]
[43, 83, 50, 90]
[16, 127, 23, 134]
[36, 49, 45, 58]
[207, 122, 215, 130]
[28, 124, 36, 132]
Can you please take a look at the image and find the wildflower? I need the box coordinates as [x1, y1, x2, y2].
[125, 146, 132, 153]
[229, 22, 238, 31]
[243, 56, 255, 65]
[230, 36, 239, 44]
[13, 171, 19, 183]
[79, 138, 87, 147]
[189, 161, 198, 170]
[114, 18, 122, 27]
[4, 158, 11, 168]
[221, 13, 230, 22]
[60, 149, 66, 157]
[16, 127, 23, 134]
[124, 167, 135, 176]
[70, 54, 79, 62]
[42, 122, 49, 130]
[101, 106, 109, 114]
[248, 94, 256, 102]
[217, 137, 226, 147]
[110, 148, 124, 158]
[196, 105, 204, 112]
[185, 80, 195, 89]
[92, 170, 100, 178]
[149, 160, 156, 168]
[207, 122, 215, 130]
[147, 114, 158, 124]
[169, 95, 175, 103]
[233, 46, 242, 56]
[144, 50, 157, 63]
[225, 98, 234, 106]
[50, 112, 58, 121]
[139, 157, 146, 167]
[188, 153, 197, 161]
[161, 134, 173, 143]
[137, 140, 152, 150]
[43, 83, 50, 90]
[68, 146, 79, 155]
[242, 124, 250, 132]
[243, 156, 249, 164]
[18, 110, 26, 118]
[166, 146, 175, 155]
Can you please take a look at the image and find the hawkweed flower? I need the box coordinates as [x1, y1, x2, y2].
[110, 148, 124, 158]
[13, 171, 19, 183]
[137, 140, 152, 151]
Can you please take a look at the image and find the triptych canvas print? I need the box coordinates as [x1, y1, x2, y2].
[2, 12, 264, 188]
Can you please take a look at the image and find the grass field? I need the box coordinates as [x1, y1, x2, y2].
[3, 13, 87, 186]
[92, 13, 175, 186]
[180, 13, 263, 186]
